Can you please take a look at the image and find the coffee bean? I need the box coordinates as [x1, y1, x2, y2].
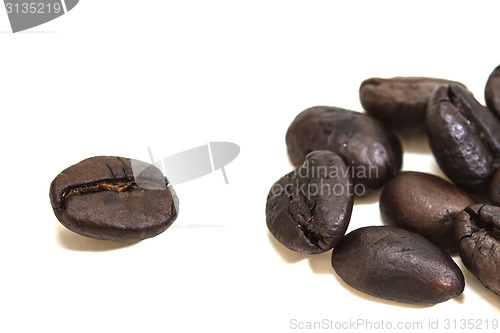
[266, 151, 354, 254]
[286, 106, 402, 194]
[485, 65, 500, 120]
[426, 85, 500, 194]
[331, 226, 465, 305]
[50, 156, 178, 242]
[380, 171, 475, 252]
[454, 204, 500, 296]
[360, 77, 465, 132]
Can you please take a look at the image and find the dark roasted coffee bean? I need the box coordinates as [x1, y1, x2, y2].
[286, 106, 402, 194]
[380, 171, 475, 252]
[50, 156, 179, 242]
[360, 77, 465, 132]
[454, 204, 500, 296]
[485, 65, 500, 120]
[426, 85, 500, 194]
[489, 170, 500, 206]
[331, 226, 465, 305]
[266, 151, 354, 254]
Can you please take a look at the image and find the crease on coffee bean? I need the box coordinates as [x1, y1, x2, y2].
[286, 181, 326, 249]
[170, 200, 176, 217]
[464, 204, 486, 221]
[458, 204, 500, 263]
[106, 163, 115, 178]
[470, 244, 483, 263]
[61, 179, 133, 205]
[451, 86, 500, 157]
[59, 178, 169, 210]
[458, 205, 487, 244]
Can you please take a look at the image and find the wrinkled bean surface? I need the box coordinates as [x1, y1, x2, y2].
[426, 85, 500, 193]
[266, 151, 354, 254]
[455, 204, 500, 296]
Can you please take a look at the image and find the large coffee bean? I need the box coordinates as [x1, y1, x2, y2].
[454, 204, 500, 297]
[50, 156, 179, 242]
[485, 65, 500, 120]
[380, 171, 475, 252]
[331, 226, 465, 305]
[426, 85, 500, 194]
[286, 106, 402, 194]
[266, 151, 354, 254]
[360, 77, 465, 132]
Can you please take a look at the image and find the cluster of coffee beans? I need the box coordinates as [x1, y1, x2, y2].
[50, 156, 178, 242]
[266, 66, 500, 305]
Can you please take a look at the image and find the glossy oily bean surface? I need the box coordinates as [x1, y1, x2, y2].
[286, 106, 402, 194]
[360, 77, 465, 132]
[266, 151, 354, 254]
[426, 85, 500, 194]
[50, 156, 178, 242]
[331, 226, 465, 305]
[454, 204, 500, 296]
[380, 171, 475, 251]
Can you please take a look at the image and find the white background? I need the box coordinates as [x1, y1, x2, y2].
[1, 1, 499, 332]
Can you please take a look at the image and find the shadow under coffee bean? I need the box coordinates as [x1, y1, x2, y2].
[50, 156, 179, 242]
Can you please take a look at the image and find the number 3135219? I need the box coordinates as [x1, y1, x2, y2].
[5, 2, 62, 14]
[443, 319, 498, 330]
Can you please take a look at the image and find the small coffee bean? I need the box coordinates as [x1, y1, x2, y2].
[50, 156, 179, 242]
[380, 171, 475, 252]
[266, 151, 354, 254]
[485, 65, 500, 120]
[286, 106, 402, 194]
[360, 77, 465, 132]
[331, 226, 465, 305]
[426, 84, 500, 194]
[454, 204, 500, 297]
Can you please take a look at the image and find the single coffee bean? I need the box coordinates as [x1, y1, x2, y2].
[360, 77, 465, 132]
[485, 65, 500, 120]
[331, 226, 465, 305]
[426, 85, 500, 194]
[266, 151, 354, 254]
[380, 171, 475, 252]
[454, 204, 500, 296]
[489, 170, 500, 206]
[50, 156, 179, 242]
[286, 106, 402, 194]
